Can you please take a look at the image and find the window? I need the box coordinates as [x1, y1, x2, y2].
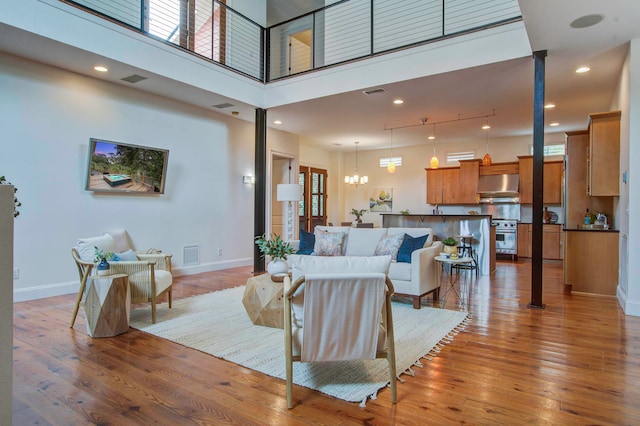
[446, 150, 475, 164]
[379, 156, 403, 168]
[528, 144, 566, 156]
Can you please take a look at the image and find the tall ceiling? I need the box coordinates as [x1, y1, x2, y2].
[263, 0, 640, 151]
[1, 1, 638, 153]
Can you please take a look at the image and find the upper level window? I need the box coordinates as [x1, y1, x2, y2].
[379, 156, 403, 168]
[528, 144, 566, 156]
[446, 150, 475, 164]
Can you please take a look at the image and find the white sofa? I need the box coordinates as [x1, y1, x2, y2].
[289, 226, 443, 309]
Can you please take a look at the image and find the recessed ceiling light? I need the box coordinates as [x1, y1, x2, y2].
[428, 136, 435, 140]
[576, 66, 591, 73]
[550, 122, 560, 127]
[393, 99, 404, 105]
[482, 124, 491, 130]
[274, 120, 282, 125]
[94, 66, 108, 72]
[545, 103, 556, 109]
[570, 14, 604, 29]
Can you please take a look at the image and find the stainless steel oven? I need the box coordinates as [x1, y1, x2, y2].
[492, 219, 518, 255]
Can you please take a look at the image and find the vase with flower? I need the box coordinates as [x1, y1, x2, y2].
[94, 246, 115, 276]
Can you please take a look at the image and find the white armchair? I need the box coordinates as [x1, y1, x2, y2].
[70, 231, 173, 326]
[284, 255, 397, 408]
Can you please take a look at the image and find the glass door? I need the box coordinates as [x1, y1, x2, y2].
[299, 167, 327, 232]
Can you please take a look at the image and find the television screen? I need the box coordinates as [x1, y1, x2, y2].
[85, 138, 169, 194]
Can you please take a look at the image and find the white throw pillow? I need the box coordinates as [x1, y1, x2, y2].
[76, 233, 117, 261]
[344, 228, 387, 256]
[313, 230, 346, 256]
[373, 233, 405, 261]
[108, 229, 131, 253]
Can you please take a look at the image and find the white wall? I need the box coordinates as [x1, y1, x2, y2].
[614, 38, 640, 315]
[0, 52, 272, 301]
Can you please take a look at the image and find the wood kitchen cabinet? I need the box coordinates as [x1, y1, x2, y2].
[517, 223, 563, 260]
[427, 167, 458, 205]
[564, 230, 618, 295]
[588, 111, 621, 196]
[518, 156, 563, 204]
[426, 160, 480, 205]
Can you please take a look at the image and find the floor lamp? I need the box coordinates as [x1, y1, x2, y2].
[277, 183, 302, 242]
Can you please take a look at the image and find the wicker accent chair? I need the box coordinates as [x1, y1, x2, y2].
[70, 247, 173, 327]
[283, 270, 397, 409]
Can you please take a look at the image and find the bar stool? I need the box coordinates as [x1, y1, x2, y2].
[453, 235, 478, 277]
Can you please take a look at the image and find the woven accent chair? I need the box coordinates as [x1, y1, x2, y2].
[283, 272, 397, 409]
[70, 248, 173, 326]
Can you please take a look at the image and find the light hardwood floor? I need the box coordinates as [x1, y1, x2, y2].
[13, 260, 640, 425]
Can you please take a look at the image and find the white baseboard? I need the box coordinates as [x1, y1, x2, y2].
[617, 285, 640, 317]
[14, 280, 79, 303]
[172, 258, 253, 276]
[13, 258, 254, 302]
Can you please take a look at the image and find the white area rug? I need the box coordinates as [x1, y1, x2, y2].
[130, 286, 470, 405]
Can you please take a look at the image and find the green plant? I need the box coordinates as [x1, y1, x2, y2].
[0, 175, 21, 218]
[400, 209, 410, 215]
[93, 246, 115, 263]
[350, 208, 367, 220]
[442, 237, 458, 246]
[255, 233, 294, 260]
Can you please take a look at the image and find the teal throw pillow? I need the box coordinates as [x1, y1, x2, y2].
[397, 233, 429, 263]
[112, 249, 138, 261]
[297, 229, 315, 255]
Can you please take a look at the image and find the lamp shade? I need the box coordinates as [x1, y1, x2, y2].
[277, 184, 302, 201]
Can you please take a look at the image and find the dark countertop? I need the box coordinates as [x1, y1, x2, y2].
[563, 228, 619, 233]
[381, 214, 491, 217]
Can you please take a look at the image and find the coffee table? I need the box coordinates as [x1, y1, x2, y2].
[242, 273, 284, 329]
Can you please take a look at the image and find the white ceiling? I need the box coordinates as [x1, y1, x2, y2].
[1, 1, 638, 153]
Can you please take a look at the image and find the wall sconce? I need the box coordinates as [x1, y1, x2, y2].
[243, 176, 255, 184]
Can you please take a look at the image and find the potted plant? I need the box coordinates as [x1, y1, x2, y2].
[255, 233, 294, 275]
[93, 246, 115, 275]
[350, 208, 367, 223]
[441, 237, 459, 256]
[0, 175, 21, 218]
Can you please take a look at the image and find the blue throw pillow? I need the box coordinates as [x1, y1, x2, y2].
[111, 249, 138, 261]
[297, 229, 315, 255]
[397, 233, 429, 263]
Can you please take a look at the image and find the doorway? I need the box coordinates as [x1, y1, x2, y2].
[299, 166, 327, 232]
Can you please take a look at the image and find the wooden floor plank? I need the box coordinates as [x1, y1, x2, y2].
[12, 260, 640, 424]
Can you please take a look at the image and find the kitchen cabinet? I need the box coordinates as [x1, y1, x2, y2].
[587, 111, 621, 196]
[517, 223, 563, 260]
[517, 156, 563, 204]
[564, 230, 618, 295]
[458, 160, 481, 204]
[565, 130, 614, 229]
[426, 160, 480, 205]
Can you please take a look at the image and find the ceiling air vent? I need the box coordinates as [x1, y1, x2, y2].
[213, 102, 235, 109]
[121, 74, 148, 84]
[362, 88, 386, 95]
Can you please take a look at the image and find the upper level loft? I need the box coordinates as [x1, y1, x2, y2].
[61, 0, 522, 83]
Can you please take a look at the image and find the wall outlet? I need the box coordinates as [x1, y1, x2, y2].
[13, 269, 19, 279]
[218, 248, 222, 256]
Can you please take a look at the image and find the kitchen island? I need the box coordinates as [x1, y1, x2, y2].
[563, 228, 619, 295]
[382, 214, 494, 275]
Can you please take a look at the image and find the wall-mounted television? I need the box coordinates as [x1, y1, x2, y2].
[85, 138, 169, 194]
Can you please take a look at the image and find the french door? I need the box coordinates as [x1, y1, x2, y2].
[299, 167, 327, 233]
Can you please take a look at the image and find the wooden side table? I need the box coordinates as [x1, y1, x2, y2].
[84, 273, 130, 338]
[242, 273, 284, 329]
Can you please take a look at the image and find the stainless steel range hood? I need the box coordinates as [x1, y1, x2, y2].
[477, 174, 520, 203]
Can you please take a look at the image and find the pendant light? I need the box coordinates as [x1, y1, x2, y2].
[344, 141, 368, 185]
[429, 122, 439, 169]
[387, 129, 396, 173]
[482, 116, 492, 166]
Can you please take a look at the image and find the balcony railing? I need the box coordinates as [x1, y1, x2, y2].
[61, 0, 521, 83]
